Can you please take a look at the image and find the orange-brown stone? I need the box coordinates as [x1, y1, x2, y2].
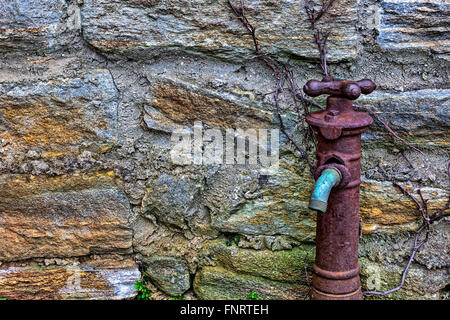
[0, 172, 133, 262]
[0, 256, 139, 300]
[151, 83, 272, 129]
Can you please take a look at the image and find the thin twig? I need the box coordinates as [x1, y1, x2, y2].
[274, 76, 315, 173]
[304, 0, 336, 27]
[228, 0, 318, 173]
[303, 246, 315, 299]
[363, 165, 450, 296]
[399, 149, 414, 169]
[430, 163, 450, 222]
[227, 0, 280, 78]
[354, 105, 424, 155]
[305, 0, 336, 77]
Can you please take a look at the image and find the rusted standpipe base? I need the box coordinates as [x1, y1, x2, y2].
[310, 288, 363, 300]
[310, 261, 364, 300]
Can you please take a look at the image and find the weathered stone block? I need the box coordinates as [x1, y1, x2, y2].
[145, 82, 272, 130]
[193, 266, 308, 300]
[0, 69, 119, 154]
[360, 258, 448, 300]
[360, 219, 450, 270]
[206, 165, 317, 241]
[0, 256, 140, 300]
[359, 89, 450, 144]
[81, 0, 359, 62]
[201, 240, 314, 283]
[377, 0, 450, 60]
[0, 0, 80, 52]
[359, 219, 449, 299]
[360, 179, 449, 233]
[0, 172, 133, 262]
[143, 256, 190, 296]
[141, 171, 212, 236]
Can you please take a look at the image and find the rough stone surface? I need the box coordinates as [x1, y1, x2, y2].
[361, 259, 448, 300]
[359, 219, 450, 299]
[143, 256, 190, 296]
[193, 239, 314, 299]
[0, 69, 119, 155]
[359, 89, 450, 142]
[377, 0, 450, 60]
[360, 178, 449, 233]
[199, 240, 315, 283]
[0, 0, 80, 52]
[194, 266, 309, 300]
[147, 82, 272, 130]
[0, 0, 448, 300]
[360, 218, 450, 270]
[361, 148, 449, 188]
[81, 0, 359, 62]
[0, 172, 133, 262]
[0, 255, 139, 300]
[205, 165, 317, 241]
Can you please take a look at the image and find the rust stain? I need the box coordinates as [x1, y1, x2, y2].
[28, 57, 55, 65]
[153, 83, 271, 129]
[0, 97, 106, 151]
[90, 39, 140, 51]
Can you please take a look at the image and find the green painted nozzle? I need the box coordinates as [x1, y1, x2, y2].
[309, 168, 341, 213]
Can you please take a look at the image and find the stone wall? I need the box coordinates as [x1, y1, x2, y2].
[0, 0, 448, 300]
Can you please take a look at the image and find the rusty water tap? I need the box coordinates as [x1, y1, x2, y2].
[304, 76, 376, 300]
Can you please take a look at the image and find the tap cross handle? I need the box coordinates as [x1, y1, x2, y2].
[303, 77, 376, 100]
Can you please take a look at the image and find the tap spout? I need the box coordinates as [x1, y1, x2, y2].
[309, 167, 342, 213]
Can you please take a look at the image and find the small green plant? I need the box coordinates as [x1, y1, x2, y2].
[247, 292, 260, 300]
[226, 234, 240, 246]
[134, 273, 152, 300]
[171, 294, 186, 300]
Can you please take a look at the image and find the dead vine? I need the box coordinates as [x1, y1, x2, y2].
[363, 163, 450, 296]
[227, 0, 327, 174]
[304, 0, 337, 77]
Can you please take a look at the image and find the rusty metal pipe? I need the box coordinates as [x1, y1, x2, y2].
[304, 76, 376, 300]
